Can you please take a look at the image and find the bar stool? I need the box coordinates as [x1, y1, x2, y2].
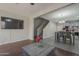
[64, 32, 72, 44]
[58, 32, 64, 42]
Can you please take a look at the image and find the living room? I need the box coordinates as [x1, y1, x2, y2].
[0, 3, 79, 56]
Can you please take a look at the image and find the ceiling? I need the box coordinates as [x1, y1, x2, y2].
[41, 3, 79, 23]
[0, 3, 69, 17]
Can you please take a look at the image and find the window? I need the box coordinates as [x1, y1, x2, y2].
[1, 17, 24, 29]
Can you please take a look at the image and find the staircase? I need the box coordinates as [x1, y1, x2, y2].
[34, 17, 49, 42]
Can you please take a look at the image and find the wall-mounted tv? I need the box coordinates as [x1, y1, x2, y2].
[1, 16, 24, 29]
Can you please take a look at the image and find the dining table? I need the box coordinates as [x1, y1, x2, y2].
[55, 31, 76, 45]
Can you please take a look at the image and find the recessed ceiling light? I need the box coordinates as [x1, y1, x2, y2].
[54, 11, 71, 18]
[58, 20, 65, 23]
[30, 3, 35, 5]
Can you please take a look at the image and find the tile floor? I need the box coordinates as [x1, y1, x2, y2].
[44, 35, 79, 55]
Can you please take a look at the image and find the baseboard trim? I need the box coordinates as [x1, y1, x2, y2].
[0, 39, 32, 47]
[0, 39, 32, 45]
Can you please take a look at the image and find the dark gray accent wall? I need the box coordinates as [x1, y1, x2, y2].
[34, 17, 49, 40]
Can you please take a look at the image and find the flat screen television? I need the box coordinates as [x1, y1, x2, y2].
[1, 16, 24, 29]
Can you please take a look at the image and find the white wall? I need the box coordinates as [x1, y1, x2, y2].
[43, 21, 56, 39]
[0, 9, 29, 45]
[56, 23, 64, 31]
[28, 17, 34, 40]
